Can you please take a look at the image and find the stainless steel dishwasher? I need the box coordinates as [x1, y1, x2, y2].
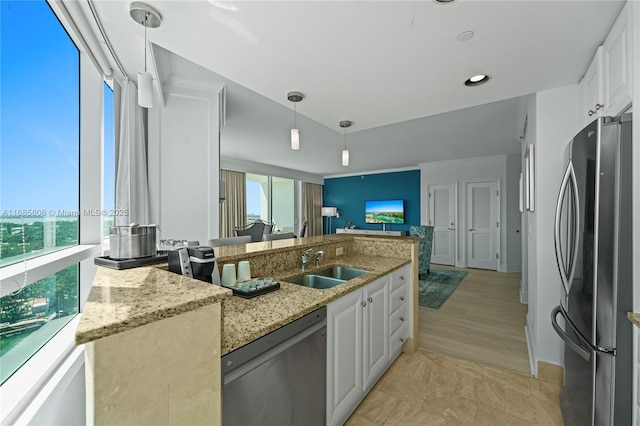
[222, 307, 327, 426]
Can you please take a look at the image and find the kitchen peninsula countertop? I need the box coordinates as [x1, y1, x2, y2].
[76, 234, 416, 349]
[222, 254, 410, 354]
[75, 265, 232, 345]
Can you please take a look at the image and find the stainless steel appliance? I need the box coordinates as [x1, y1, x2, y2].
[551, 113, 633, 425]
[222, 307, 326, 426]
[109, 223, 156, 260]
[167, 246, 218, 283]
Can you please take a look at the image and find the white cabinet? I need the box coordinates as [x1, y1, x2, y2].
[388, 265, 410, 360]
[362, 277, 389, 391]
[326, 288, 362, 426]
[579, 46, 604, 125]
[603, 2, 633, 117]
[579, 3, 633, 126]
[326, 276, 389, 426]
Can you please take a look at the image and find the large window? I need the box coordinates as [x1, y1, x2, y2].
[246, 174, 295, 233]
[0, 1, 80, 385]
[103, 83, 115, 237]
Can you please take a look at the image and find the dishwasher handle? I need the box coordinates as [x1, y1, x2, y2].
[223, 321, 326, 385]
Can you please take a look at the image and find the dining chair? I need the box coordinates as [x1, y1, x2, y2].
[263, 232, 296, 241]
[410, 225, 434, 279]
[208, 235, 252, 247]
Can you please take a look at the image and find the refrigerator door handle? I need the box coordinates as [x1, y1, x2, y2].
[566, 165, 580, 286]
[551, 305, 591, 361]
[554, 164, 573, 294]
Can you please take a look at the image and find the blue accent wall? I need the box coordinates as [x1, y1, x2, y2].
[323, 170, 421, 234]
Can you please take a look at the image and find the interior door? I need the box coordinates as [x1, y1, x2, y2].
[428, 184, 456, 266]
[466, 181, 498, 270]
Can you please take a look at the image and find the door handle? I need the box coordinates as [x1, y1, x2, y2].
[551, 306, 590, 361]
[447, 227, 456, 230]
[468, 228, 476, 231]
[554, 163, 573, 294]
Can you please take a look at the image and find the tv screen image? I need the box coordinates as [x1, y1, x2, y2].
[365, 200, 405, 224]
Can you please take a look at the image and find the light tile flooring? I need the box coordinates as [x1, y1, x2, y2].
[346, 350, 564, 426]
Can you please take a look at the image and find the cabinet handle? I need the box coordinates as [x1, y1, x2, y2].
[400, 338, 405, 343]
[400, 317, 405, 322]
[588, 109, 596, 116]
[368, 297, 373, 303]
[400, 296, 405, 301]
[595, 103, 603, 110]
[399, 275, 405, 280]
[361, 301, 367, 307]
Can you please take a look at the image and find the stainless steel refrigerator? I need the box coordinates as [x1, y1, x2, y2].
[551, 113, 633, 425]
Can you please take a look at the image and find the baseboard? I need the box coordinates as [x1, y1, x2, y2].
[519, 286, 528, 304]
[524, 321, 537, 377]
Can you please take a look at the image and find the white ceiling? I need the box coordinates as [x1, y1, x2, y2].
[88, 0, 624, 176]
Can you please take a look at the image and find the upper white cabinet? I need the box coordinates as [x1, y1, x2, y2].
[579, 46, 604, 125]
[579, 3, 633, 126]
[603, 2, 633, 117]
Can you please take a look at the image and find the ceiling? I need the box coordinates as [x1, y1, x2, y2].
[87, 0, 624, 176]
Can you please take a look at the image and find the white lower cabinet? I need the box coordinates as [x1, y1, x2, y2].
[326, 265, 412, 426]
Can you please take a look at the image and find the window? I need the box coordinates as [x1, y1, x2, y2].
[245, 174, 295, 233]
[246, 174, 270, 224]
[103, 83, 115, 237]
[0, 0, 80, 385]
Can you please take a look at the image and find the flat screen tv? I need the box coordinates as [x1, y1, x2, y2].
[365, 199, 405, 224]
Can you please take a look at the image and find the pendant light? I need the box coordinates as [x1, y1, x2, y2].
[287, 91, 304, 150]
[340, 120, 352, 166]
[130, 2, 162, 108]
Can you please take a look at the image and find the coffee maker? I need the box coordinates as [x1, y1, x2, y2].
[168, 246, 220, 284]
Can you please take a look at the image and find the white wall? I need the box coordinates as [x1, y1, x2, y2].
[419, 154, 521, 273]
[506, 154, 523, 273]
[148, 78, 222, 243]
[526, 84, 581, 368]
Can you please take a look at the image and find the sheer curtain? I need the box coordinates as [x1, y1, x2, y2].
[220, 169, 246, 238]
[303, 182, 323, 236]
[114, 80, 149, 225]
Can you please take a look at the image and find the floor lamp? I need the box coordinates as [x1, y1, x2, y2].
[322, 207, 338, 234]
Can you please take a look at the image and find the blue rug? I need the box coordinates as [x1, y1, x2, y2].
[419, 268, 468, 309]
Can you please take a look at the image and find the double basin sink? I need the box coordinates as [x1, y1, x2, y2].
[285, 266, 369, 289]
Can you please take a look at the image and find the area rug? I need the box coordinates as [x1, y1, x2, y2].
[419, 268, 468, 309]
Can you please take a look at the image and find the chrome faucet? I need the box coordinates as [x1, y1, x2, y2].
[301, 248, 324, 271]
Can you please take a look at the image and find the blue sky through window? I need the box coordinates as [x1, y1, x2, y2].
[1, 1, 79, 213]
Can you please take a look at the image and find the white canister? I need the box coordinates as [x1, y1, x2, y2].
[237, 260, 251, 281]
[221, 264, 237, 286]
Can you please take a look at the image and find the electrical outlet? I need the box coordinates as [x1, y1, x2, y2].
[336, 247, 344, 256]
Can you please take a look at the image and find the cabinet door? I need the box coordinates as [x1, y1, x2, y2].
[326, 289, 363, 426]
[579, 46, 604, 126]
[362, 277, 389, 391]
[603, 3, 632, 116]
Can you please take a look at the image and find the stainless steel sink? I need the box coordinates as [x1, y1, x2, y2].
[313, 266, 369, 281]
[287, 274, 345, 289]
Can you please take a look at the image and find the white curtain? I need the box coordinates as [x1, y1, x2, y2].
[115, 81, 150, 225]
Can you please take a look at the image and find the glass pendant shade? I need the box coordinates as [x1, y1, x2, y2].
[138, 71, 153, 108]
[291, 128, 300, 150]
[342, 149, 349, 166]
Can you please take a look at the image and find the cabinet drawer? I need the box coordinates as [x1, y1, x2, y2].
[389, 323, 408, 356]
[389, 305, 408, 337]
[390, 265, 410, 292]
[389, 286, 407, 315]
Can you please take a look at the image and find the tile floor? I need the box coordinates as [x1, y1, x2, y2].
[346, 350, 564, 426]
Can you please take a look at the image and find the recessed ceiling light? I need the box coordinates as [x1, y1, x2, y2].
[457, 31, 474, 42]
[464, 74, 490, 86]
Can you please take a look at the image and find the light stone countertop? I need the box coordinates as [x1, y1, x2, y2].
[221, 254, 410, 355]
[75, 266, 232, 345]
[628, 313, 640, 328]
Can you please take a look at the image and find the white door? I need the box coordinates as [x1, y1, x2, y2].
[428, 184, 456, 266]
[362, 277, 388, 391]
[326, 289, 363, 426]
[466, 181, 499, 270]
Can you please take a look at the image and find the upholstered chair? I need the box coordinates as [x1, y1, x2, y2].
[410, 225, 434, 279]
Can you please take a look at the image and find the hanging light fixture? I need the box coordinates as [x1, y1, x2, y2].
[130, 2, 162, 108]
[340, 120, 352, 166]
[287, 91, 304, 150]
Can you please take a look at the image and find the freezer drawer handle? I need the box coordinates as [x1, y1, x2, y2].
[551, 305, 590, 361]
